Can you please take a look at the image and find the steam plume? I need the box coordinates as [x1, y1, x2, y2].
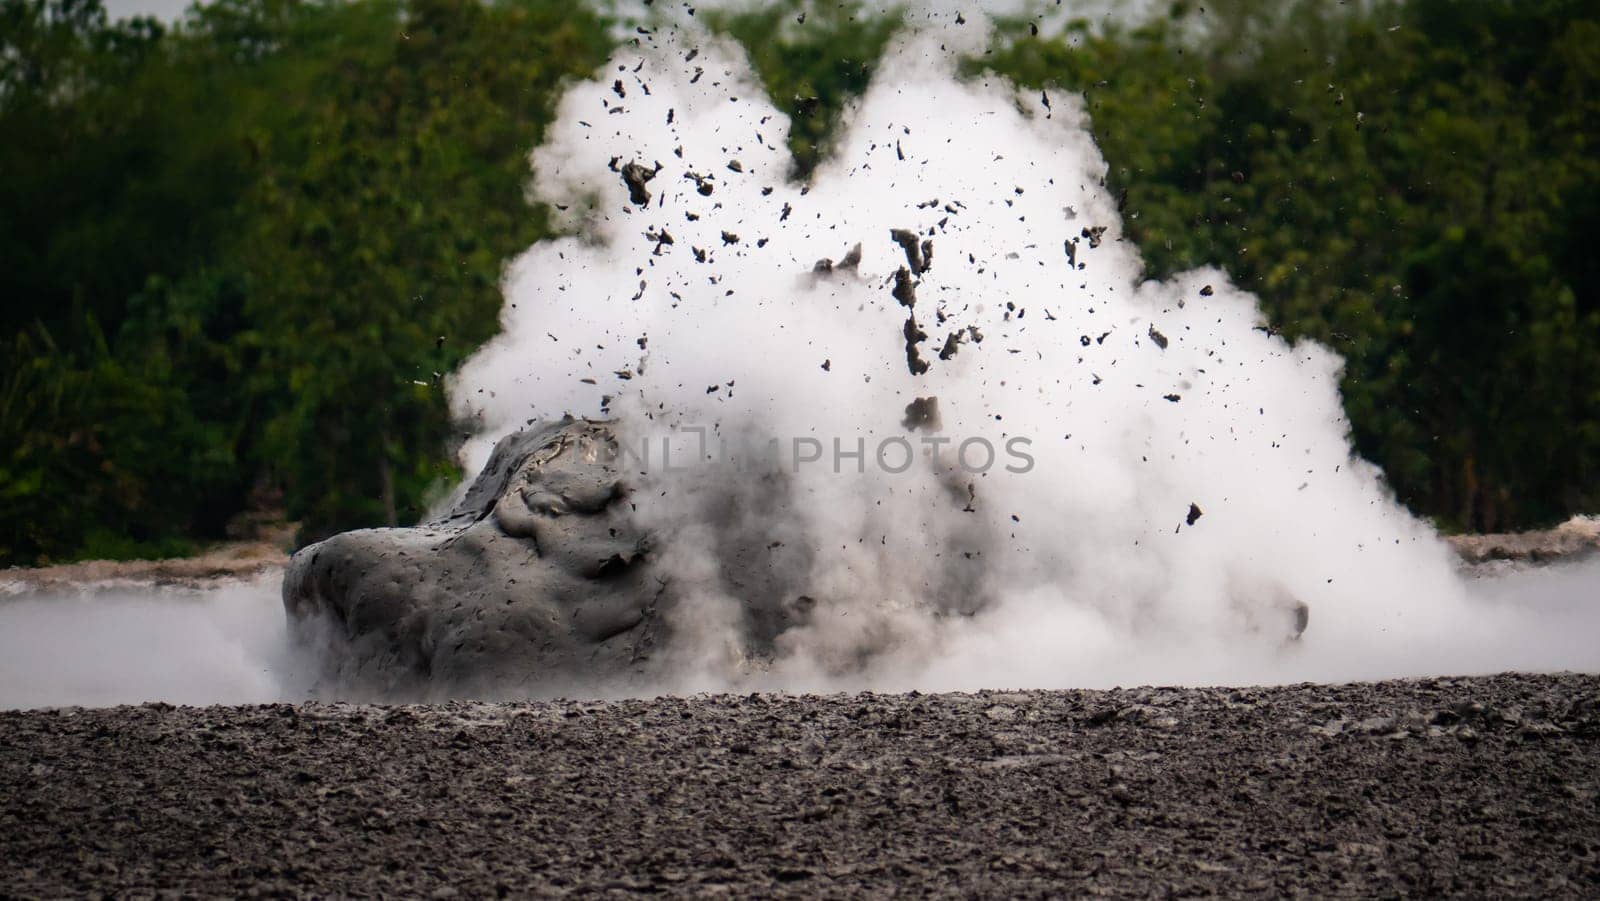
[450, 20, 1600, 693]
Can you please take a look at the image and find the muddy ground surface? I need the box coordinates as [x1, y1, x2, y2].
[2, 673, 1597, 897]
[1449, 516, 1600, 567]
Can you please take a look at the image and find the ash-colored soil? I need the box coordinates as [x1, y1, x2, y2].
[0, 533, 291, 596]
[2, 515, 1591, 600]
[1448, 516, 1600, 566]
[2, 674, 1597, 897]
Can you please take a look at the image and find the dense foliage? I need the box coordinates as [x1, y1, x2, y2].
[0, 0, 609, 560]
[977, 0, 1600, 532]
[1, 0, 1595, 564]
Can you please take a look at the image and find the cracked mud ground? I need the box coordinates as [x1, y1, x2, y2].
[3, 674, 1597, 897]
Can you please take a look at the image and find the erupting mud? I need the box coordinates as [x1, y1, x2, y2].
[282, 16, 1599, 698]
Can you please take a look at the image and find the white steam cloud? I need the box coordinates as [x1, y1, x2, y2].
[2, 15, 1594, 711]
[451, 20, 1600, 693]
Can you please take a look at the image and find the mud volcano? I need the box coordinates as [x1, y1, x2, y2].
[284, 417, 837, 697]
[284, 419, 671, 697]
[282, 28, 1599, 696]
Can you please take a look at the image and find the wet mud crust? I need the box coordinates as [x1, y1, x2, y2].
[3, 673, 1597, 897]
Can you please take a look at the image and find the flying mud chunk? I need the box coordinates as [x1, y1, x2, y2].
[1290, 601, 1310, 640]
[902, 396, 941, 432]
[282, 419, 666, 698]
[904, 315, 931, 375]
[892, 267, 917, 307]
[812, 242, 863, 275]
[620, 161, 660, 206]
[937, 331, 963, 361]
[890, 228, 932, 274]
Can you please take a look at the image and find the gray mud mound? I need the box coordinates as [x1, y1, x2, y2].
[2, 674, 1597, 896]
[282, 416, 973, 699]
[283, 418, 668, 698]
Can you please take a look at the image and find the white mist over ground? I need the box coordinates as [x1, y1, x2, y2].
[3, 13, 1595, 711]
[1, 558, 1595, 709]
[0, 576, 313, 709]
[452, 18, 1600, 694]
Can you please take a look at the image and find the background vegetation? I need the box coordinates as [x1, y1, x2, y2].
[1, 0, 1594, 565]
[1, 0, 609, 558]
[979, 0, 1600, 535]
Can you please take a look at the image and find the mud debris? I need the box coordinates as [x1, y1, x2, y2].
[620, 160, 660, 206]
[903, 315, 930, 376]
[892, 267, 917, 307]
[901, 396, 941, 432]
[890, 228, 932, 274]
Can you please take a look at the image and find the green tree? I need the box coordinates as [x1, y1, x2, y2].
[228, 0, 611, 542]
[0, 0, 610, 562]
[979, 0, 1600, 531]
[704, 0, 902, 178]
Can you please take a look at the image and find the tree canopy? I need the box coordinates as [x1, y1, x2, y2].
[2, 0, 1595, 565]
[1, 0, 610, 560]
[975, 0, 1600, 531]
